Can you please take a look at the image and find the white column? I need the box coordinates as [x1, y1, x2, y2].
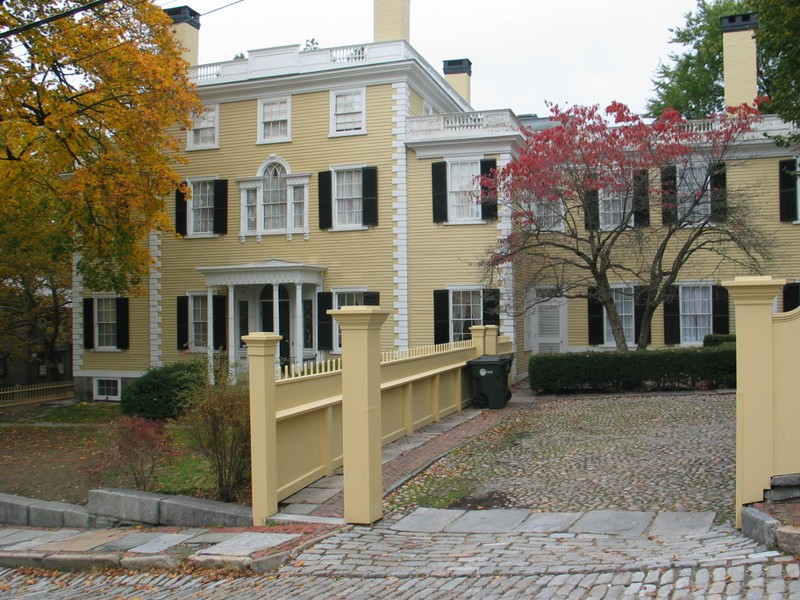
[207, 286, 215, 384]
[273, 284, 280, 359]
[228, 285, 236, 382]
[295, 283, 304, 363]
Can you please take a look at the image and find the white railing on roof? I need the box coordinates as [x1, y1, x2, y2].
[407, 110, 522, 141]
[330, 45, 367, 64]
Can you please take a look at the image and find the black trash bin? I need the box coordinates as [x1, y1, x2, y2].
[466, 354, 514, 409]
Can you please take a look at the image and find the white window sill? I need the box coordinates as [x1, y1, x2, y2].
[184, 233, 220, 239]
[92, 348, 123, 353]
[239, 231, 310, 241]
[442, 219, 487, 226]
[186, 144, 220, 151]
[793, 220, 800, 225]
[330, 225, 369, 232]
[256, 138, 292, 145]
[328, 130, 367, 138]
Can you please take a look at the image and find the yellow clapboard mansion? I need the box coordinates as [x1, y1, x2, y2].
[72, 3, 799, 401]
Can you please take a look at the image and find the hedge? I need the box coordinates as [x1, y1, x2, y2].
[529, 346, 735, 393]
[121, 359, 206, 420]
[703, 333, 736, 347]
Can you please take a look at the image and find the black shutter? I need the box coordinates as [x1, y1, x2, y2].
[480, 159, 498, 221]
[779, 159, 798, 222]
[83, 298, 95, 350]
[213, 179, 228, 234]
[783, 283, 800, 312]
[432, 162, 448, 223]
[633, 286, 651, 345]
[213, 295, 227, 350]
[317, 292, 334, 351]
[177, 296, 189, 351]
[663, 285, 681, 344]
[587, 288, 604, 345]
[661, 166, 677, 224]
[318, 171, 332, 230]
[482, 288, 500, 326]
[433, 290, 450, 344]
[362, 167, 378, 226]
[710, 164, 727, 223]
[712, 285, 730, 335]
[583, 190, 599, 230]
[116, 298, 129, 350]
[175, 186, 187, 236]
[633, 169, 650, 227]
[363, 291, 380, 306]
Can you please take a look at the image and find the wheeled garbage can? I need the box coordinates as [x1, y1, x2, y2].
[466, 354, 514, 409]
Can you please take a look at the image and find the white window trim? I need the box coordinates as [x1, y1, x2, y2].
[238, 172, 310, 240]
[94, 377, 121, 401]
[445, 158, 484, 225]
[677, 281, 713, 346]
[257, 96, 291, 144]
[187, 292, 209, 352]
[331, 288, 368, 353]
[677, 164, 712, 226]
[186, 177, 220, 238]
[528, 196, 565, 232]
[447, 285, 484, 343]
[598, 189, 631, 231]
[791, 157, 800, 225]
[93, 294, 121, 352]
[602, 285, 635, 348]
[187, 104, 219, 150]
[329, 87, 367, 137]
[331, 164, 368, 231]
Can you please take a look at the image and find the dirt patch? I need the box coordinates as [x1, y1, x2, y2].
[0, 425, 112, 505]
[447, 489, 515, 510]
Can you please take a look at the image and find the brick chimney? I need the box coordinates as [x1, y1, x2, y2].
[374, 0, 410, 43]
[721, 13, 758, 108]
[443, 58, 472, 105]
[165, 6, 201, 66]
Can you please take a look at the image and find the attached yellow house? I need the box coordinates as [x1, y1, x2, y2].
[72, 6, 800, 401]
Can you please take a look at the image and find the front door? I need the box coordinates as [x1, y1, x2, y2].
[260, 284, 291, 359]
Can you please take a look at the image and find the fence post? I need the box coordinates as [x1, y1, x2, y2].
[723, 276, 785, 529]
[470, 325, 487, 356]
[243, 332, 282, 525]
[485, 325, 499, 355]
[331, 306, 389, 524]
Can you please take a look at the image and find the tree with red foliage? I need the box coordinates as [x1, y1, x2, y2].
[485, 101, 770, 350]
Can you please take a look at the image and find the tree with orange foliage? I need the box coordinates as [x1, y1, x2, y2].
[0, 0, 200, 294]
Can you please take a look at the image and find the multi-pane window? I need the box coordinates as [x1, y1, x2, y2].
[292, 186, 305, 230]
[604, 287, 634, 344]
[191, 295, 208, 348]
[599, 190, 628, 229]
[451, 289, 482, 342]
[190, 180, 214, 234]
[95, 378, 120, 401]
[531, 197, 564, 231]
[189, 105, 218, 149]
[335, 291, 365, 350]
[259, 98, 290, 142]
[678, 165, 711, 223]
[95, 297, 117, 349]
[244, 187, 257, 231]
[680, 285, 712, 342]
[263, 164, 288, 231]
[334, 169, 363, 227]
[331, 89, 365, 134]
[448, 161, 481, 222]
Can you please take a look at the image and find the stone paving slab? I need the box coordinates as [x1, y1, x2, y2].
[93, 532, 166, 552]
[2, 530, 83, 551]
[194, 532, 299, 557]
[283, 487, 340, 504]
[570, 510, 654, 536]
[515, 511, 582, 533]
[443, 508, 531, 533]
[281, 503, 320, 515]
[650, 511, 715, 536]
[34, 529, 130, 552]
[128, 533, 195, 554]
[184, 532, 240, 545]
[390, 507, 465, 532]
[0, 529, 47, 546]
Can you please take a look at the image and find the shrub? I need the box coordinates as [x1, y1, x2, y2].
[180, 382, 250, 503]
[105, 416, 175, 491]
[121, 359, 206, 420]
[529, 346, 736, 393]
[703, 334, 736, 347]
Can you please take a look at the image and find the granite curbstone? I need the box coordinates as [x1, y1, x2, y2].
[0, 493, 32, 526]
[0, 551, 47, 568]
[742, 506, 781, 549]
[159, 495, 252, 528]
[120, 553, 181, 571]
[88, 488, 165, 525]
[42, 552, 121, 571]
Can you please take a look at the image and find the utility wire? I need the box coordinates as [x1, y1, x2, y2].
[0, 0, 116, 40]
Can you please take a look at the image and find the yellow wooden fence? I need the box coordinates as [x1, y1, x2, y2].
[0, 381, 74, 409]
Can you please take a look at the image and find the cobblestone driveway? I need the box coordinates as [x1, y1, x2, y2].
[388, 391, 736, 523]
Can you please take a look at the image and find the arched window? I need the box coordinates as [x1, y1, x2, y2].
[263, 163, 287, 231]
[239, 158, 309, 239]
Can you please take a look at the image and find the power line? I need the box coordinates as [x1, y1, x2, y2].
[0, 0, 116, 40]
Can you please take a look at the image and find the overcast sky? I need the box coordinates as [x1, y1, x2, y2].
[161, 0, 701, 117]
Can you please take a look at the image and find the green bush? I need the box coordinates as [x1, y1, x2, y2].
[180, 382, 250, 503]
[703, 334, 736, 347]
[121, 360, 206, 420]
[529, 346, 736, 393]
